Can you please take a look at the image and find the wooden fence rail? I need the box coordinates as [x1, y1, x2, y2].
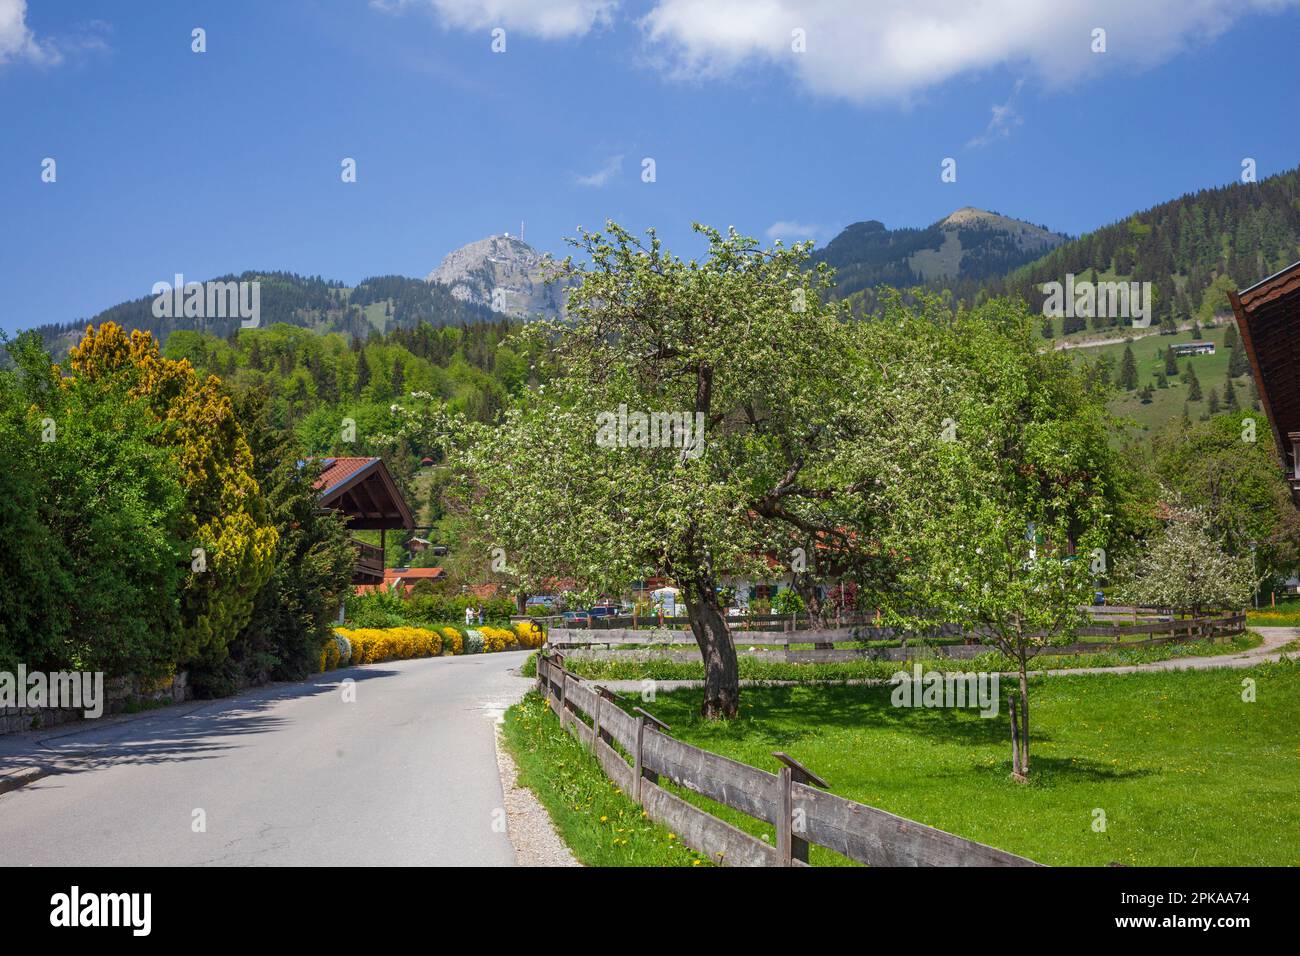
[547, 611, 1246, 660]
[534, 652, 1041, 868]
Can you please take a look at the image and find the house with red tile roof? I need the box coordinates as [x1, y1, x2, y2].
[313, 456, 414, 586]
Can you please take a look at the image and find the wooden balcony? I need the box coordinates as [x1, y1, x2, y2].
[352, 538, 385, 585]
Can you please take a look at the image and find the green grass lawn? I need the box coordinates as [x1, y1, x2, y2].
[621, 660, 1300, 866]
[1248, 597, 1300, 628]
[501, 693, 712, 866]
[543, 632, 1261, 684]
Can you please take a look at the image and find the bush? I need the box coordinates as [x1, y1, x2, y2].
[480, 626, 517, 653]
[319, 639, 341, 672]
[464, 629, 485, 655]
[439, 626, 464, 656]
[345, 590, 411, 629]
[332, 626, 442, 666]
[514, 619, 544, 649]
[333, 631, 352, 666]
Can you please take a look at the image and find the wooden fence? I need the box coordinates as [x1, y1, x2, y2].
[534, 652, 1041, 867]
[547, 609, 1245, 662]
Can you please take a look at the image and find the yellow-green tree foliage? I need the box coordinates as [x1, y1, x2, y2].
[66, 323, 278, 667]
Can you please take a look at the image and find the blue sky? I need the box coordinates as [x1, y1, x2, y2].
[2, 0, 1299, 335]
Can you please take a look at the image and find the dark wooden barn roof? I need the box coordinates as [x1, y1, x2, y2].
[314, 456, 414, 530]
[1230, 260, 1300, 504]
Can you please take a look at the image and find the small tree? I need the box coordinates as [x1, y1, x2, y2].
[890, 306, 1119, 780]
[1163, 346, 1179, 376]
[1114, 506, 1254, 615]
[1118, 345, 1139, 391]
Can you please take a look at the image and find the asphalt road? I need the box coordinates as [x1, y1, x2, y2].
[0, 651, 535, 866]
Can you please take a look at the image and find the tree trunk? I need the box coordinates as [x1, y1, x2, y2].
[793, 574, 833, 648]
[1017, 650, 1030, 774]
[683, 578, 739, 719]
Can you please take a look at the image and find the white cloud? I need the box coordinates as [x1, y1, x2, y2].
[0, 0, 60, 65]
[967, 78, 1024, 148]
[374, 0, 618, 39]
[574, 154, 624, 187]
[638, 0, 1300, 103]
[765, 220, 819, 242]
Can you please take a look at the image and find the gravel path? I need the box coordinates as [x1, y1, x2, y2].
[494, 726, 579, 867]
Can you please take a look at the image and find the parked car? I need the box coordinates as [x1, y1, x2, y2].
[588, 604, 620, 619]
[562, 610, 591, 627]
[526, 595, 558, 609]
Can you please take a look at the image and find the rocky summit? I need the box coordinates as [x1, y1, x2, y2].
[425, 233, 567, 321]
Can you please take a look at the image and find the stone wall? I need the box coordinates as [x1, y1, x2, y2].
[0, 671, 190, 736]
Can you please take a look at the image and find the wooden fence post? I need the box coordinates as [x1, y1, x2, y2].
[633, 715, 646, 803]
[776, 766, 794, 865]
[772, 752, 829, 865]
[634, 707, 669, 791]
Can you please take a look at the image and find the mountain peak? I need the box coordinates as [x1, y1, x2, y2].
[811, 208, 1069, 299]
[425, 234, 565, 320]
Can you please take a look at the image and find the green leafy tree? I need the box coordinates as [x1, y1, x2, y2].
[192, 387, 358, 694]
[1148, 412, 1300, 581]
[890, 307, 1123, 779]
[1114, 506, 1255, 613]
[66, 324, 278, 673]
[1, 331, 187, 678]
[425, 224, 950, 718]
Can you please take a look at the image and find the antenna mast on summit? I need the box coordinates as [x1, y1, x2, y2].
[520, 220, 525, 242]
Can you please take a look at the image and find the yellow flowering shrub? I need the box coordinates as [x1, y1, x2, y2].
[332, 627, 442, 666]
[479, 626, 517, 653]
[513, 620, 544, 649]
[319, 640, 341, 673]
[440, 627, 464, 656]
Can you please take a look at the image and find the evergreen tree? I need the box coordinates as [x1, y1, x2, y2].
[1118, 345, 1139, 390]
[1207, 387, 1220, 414]
[1187, 365, 1202, 400]
[354, 349, 371, 398]
[1163, 346, 1179, 376]
[1224, 322, 1239, 350]
[1228, 342, 1250, 377]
